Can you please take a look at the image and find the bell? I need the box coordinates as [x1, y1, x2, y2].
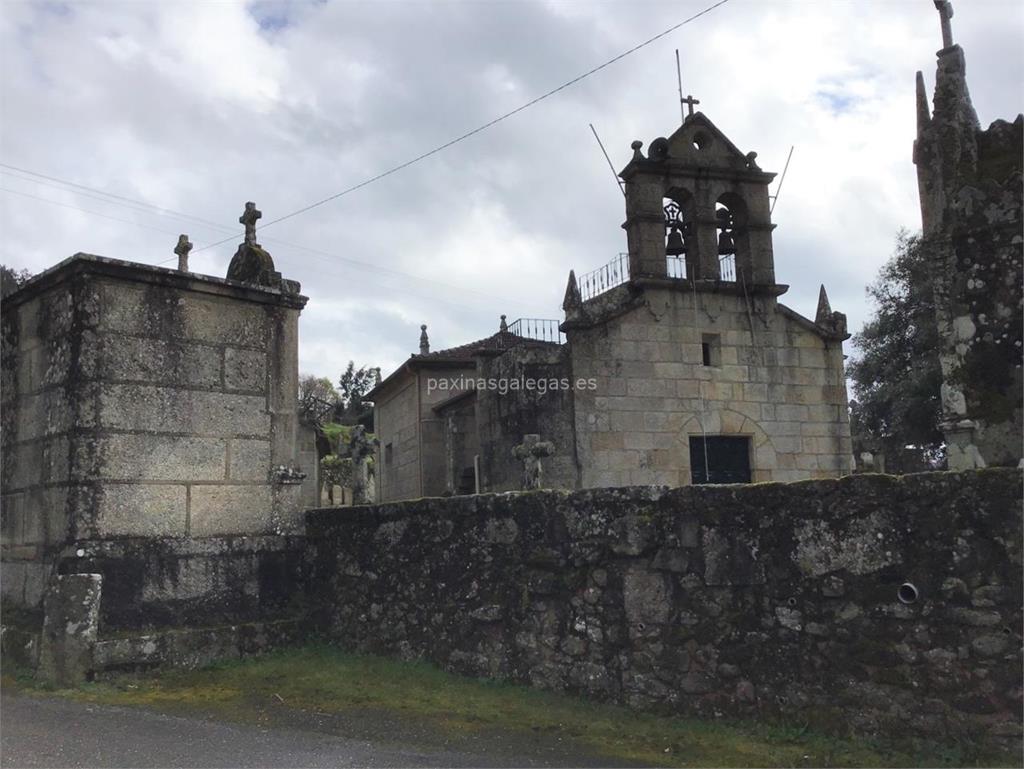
[717, 231, 736, 256]
[666, 229, 686, 256]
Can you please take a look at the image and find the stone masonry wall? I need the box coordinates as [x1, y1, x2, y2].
[475, 345, 579, 492]
[308, 469, 1022, 746]
[375, 377, 420, 502]
[1, 275, 82, 610]
[570, 286, 851, 488]
[1, 255, 308, 611]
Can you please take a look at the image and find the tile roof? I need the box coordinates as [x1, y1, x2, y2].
[412, 330, 558, 361]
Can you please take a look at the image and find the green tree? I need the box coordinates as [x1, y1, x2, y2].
[337, 361, 377, 428]
[299, 374, 340, 416]
[848, 232, 944, 462]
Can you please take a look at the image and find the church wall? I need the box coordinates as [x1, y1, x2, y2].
[440, 397, 479, 494]
[373, 362, 477, 502]
[375, 377, 419, 502]
[569, 287, 851, 488]
[475, 346, 579, 493]
[418, 365, 475, 498]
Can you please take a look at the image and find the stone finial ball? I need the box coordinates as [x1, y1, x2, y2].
[631, 140, 643, 150]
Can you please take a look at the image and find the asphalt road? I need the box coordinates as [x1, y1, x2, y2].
[0, 692, 621, 769]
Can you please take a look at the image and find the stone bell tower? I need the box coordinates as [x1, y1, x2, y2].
[619, 111, 779, 288]
[913, 0, 1024, 469]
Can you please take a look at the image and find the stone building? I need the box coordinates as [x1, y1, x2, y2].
[1, 208, 312, 674]
[370, 110, 854, 501]
[913, 1, 1023, 469]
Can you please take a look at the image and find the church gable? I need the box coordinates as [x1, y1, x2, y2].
[662, 113, 759, 172]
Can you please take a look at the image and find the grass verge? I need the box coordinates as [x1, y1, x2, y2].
[2, 644, 1014, 768]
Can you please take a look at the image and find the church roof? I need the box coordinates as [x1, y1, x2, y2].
[367, 330, 559, 401]
[412, 330, 557, 362]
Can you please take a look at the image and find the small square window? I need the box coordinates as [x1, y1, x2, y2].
[701, 333, 721, 367]
[384, 443, 394, 464]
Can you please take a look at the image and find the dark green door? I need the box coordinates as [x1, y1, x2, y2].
[689, 436, 752, 484]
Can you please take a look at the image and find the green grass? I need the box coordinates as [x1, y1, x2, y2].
[2, 645, 1015, 768]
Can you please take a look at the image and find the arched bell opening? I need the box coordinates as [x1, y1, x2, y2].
[715, 193, 750, 283]
[664, 188, 697, 280]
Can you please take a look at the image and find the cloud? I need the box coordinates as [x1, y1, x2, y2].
[1, 0, 1021, 381]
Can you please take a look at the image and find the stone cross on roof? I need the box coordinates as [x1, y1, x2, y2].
[682, 94, 700, 117]
[174, 234, 192, 272]
[934, 0, 954, 48]
[240, 202, 262, 247]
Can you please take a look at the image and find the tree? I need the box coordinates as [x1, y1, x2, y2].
[299, 374, 340, 415]
[1, 265, 32, 299]
[848, 232, 945, 463]
[337, 361, 377, 429]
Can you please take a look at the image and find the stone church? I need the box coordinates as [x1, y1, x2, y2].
[369, 109, 853, 501]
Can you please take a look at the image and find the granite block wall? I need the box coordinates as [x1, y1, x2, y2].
[1, 254, 309, 612]
[475, 345, 579, 492]
[569, 286, 852, 488]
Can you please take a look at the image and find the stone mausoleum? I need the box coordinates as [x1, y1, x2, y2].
[370, 109, 854, 501]
[1, 207, 314, 676]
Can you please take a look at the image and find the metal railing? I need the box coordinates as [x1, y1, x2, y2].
[719, 254, 736, 282]
[578, 253, 629, 301]
[505, 317, 564, 345]
[574, 251, 735, 290]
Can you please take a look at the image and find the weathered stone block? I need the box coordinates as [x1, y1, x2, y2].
[0, 561, 28, 604]
[228, 439, 271, 481]
[189, 484, 273, 536]
[623, 568, 670, 626]
[96, 484, 187, 537]
[182, 296, 267, 348]
[101, 336, 221, 388]
[99, 435, 227, 481]
[224, 348, 266, 392]
[703, 527, 764, 586]
[39, 573, 102, 686]
[99, 385, 270, 436]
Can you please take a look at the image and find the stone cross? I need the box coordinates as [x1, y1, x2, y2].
[682, 94, 700, 117]
[512, 434, 555, 490]
[240, 201, 262, 247]
[174, 234, 193, 272]
[934, 0, 954, 48]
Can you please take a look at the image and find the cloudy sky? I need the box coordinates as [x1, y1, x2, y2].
[2, 0, 1021, 381]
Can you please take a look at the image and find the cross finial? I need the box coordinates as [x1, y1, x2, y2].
[239, 201, 262, 246]
[174, 234, 193, 272]
[934, 0, 954, 48]
[682, 94, 700, 118]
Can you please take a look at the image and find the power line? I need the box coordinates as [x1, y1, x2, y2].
[0, 163, 555, 306]
[0, 184, 547, 310]
[0, 162, 229, 233]
[192, 0, 732, 253]
[0, 187, 190, 238]
[1, 0, 731, 310]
